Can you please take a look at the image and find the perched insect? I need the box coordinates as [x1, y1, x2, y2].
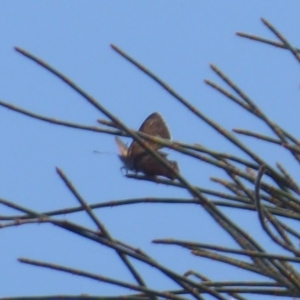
[115, 112, 179, 180]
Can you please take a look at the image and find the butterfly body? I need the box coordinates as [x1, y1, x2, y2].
[115, 112, 179, 180]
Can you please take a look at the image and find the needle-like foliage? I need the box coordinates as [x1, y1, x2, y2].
[1, 18, 300, 300]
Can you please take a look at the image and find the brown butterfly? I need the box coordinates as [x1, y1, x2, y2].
[115, 112, 179, 179]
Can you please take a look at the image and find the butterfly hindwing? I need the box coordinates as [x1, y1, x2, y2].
[134, 151, 178, 180]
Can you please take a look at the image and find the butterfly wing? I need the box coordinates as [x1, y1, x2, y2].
[115, 136, 134, 170]
[128, 112, 171, 157]
[115, 136, 128, 157]
[134, 151, 179, 180]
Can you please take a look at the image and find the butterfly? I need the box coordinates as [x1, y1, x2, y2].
[115, 112, 179, 180]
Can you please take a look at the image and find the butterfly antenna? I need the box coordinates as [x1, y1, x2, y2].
[93, 150, 116, 155]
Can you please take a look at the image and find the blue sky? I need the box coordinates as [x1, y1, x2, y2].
[1, 1, 300, 299]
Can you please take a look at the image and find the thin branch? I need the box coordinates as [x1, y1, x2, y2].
[262, 18, 300, 64]
[18, 258, 184, 300]
[56, 167, 151, 291]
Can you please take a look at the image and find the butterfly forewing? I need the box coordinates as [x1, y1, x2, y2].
[115, 136, 128, 157]
[128, 112, 170, 157]
[115, 136, 134, 170]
